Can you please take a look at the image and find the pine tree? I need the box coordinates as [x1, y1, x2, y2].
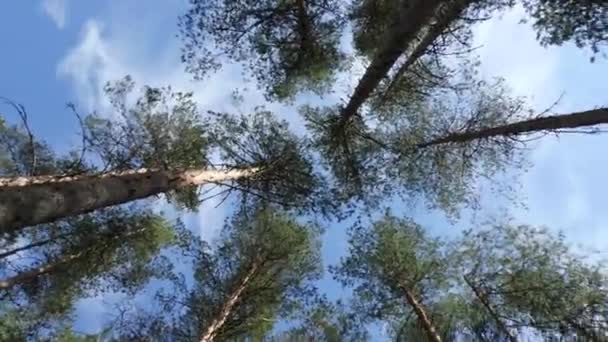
[0, 208, 176, 340]
[332, 213, 450, 342]
[112, 206, 322, 341]
[455, 224, 608, 340]
[0, 78, 328, 232]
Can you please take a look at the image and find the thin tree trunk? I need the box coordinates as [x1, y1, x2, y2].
[0, 251, 83, 290]
[0, 167, 259, 233]
[382, 0, 473, 100]
[400, 285, 443, 342]
[418, 108, 608, 148]
[0, 230, 75, 260]
[0, 226, 147, 290]
[463, 276, 518, 342]
[200, 259, 261, 342]
[339, 0, 444, 126]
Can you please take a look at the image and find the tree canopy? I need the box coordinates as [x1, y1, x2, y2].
[2, 0, 608, 340]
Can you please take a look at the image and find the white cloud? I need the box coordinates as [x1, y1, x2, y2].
[473, 6, 562, 108]
[58, 21, 125, 113]
[471, 6, 608, 251]
[41, 0, 67, 29]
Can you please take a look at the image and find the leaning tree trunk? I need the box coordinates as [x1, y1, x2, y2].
[418, 108, 608, 148]
[338, 0, 444, 127]
[0, 251, 83, 290]
[0, 230, 75, 260]
[400, 285, 443, 342]
[200, 259, 261, 342]
[463, 276, 518, 342]
[0, 167, 258, 234]
[382, 0, 473, 100]
[0, 225, 147, 290]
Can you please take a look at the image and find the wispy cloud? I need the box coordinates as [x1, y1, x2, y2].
[41, 0, 67, 29]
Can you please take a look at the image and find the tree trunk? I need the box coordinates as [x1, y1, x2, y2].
[400, 285, 443, 342]
[200, 259, 261, 342]
[339, 0, 444, 126]
[463, 276, 518, 342]
[0, 230, 75, 260]
[382, 0, 473, 100]
[418, 108, 608, 148]
[0, 167, 258, 233]
[0, 226, 147, 290]
[0, 251, 83, 290]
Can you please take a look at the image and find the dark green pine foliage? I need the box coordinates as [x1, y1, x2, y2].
[120, 206, 323, 341]
[332, 213, 450, 341]
[335, 214, 608, 341]
[0, 208, 176, 341]
[86, 78, 334, 218]
[269, 299, 369, 341]
[520, 0, 607, 57]
[84, 76, 209, 210]
[179, 0, 347, 100]
[305, 76, 526, 215]
[455, 224, 608, 340]
[207, 109, 340, 218]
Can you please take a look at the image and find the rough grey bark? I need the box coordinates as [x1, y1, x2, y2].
[418, 108, 608, 147]
[200, 259, 261, 342]
[382, 0, 473, 100]
[339, 0, 444, 126]
[0, 168, 258, 234]
[400, 285, 443, 342]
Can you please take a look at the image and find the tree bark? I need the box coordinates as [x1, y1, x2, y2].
[0, 251, 83, 290]
[0, 167, 259, 233]
[200, 259, 261, 342]
[418, 108, 608, 148]
[339, 0, 444, 126]
[463, 276, 518, 342]
[400, 285, 443, 342]
[382, 0, 473, 100]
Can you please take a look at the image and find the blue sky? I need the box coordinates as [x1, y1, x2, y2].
[1, 0, 608, 338]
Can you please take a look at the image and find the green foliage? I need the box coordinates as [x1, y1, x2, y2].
[305, 76, 526, 216]
[334, 214, 608, 340]
[208, 109, 338, 217]
[182, 207, 322, 340]
[0, 114, 59, 177]
[120, 207, 322, 341]
[85, 76, 209, 209]
[332, 212, 450, 339]
[0, 208, 176, 340]
[179, 0, 347, 100]
[270, 299, 369, 341]
[521, 0, 607, 57]
[455, 224, 608, 340]
[349, 0, 399, 58]
[302, 105, 383, 208]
